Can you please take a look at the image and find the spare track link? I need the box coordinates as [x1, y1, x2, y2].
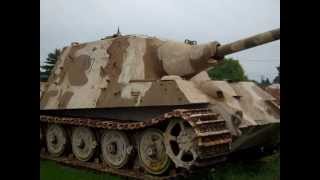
[40, 108, 232, 179]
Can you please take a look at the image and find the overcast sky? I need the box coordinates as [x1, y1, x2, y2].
[40, 0, 279, 81]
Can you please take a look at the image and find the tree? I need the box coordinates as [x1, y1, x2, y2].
[40, 48, 61, 81]
[40, 70, 48, 82]
[260, 76, 272, 87]
[207, 57, 248, 81]
[273, 66, 280, 84]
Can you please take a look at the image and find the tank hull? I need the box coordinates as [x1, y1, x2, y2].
[40, 76, 280, 178]
[40, 103, 209, 120]
[232, 123, 280, 152]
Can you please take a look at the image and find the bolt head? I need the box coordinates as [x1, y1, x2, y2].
[107, 142, 117, 154]
[147, 146, 157, 158]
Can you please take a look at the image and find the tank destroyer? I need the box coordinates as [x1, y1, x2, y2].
[40, 28, 280, 179]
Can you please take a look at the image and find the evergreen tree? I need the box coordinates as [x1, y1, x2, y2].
[273, 66, 280, 84]
[40, 49, 61, 81]
[40, 70, 48, 82]
[260, 76, 272, 87]
[207, 57, 248, 81]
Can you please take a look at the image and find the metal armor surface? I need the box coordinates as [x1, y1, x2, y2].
[40, 28, 280, 179]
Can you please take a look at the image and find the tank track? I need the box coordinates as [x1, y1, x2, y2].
[40, 108, 232, 179]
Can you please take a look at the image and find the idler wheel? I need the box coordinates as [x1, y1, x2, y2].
[71, 127, 97, 162]
[138, 129, 170, 175]
[164, 119, 198, 169]
[46, 124, 67, 157]
[101, 130, 131, 168]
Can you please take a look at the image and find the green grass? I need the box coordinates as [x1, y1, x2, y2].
[40, 153, 279, 180]
[209, 153, 280, 180]
[40, 160, 122, 180]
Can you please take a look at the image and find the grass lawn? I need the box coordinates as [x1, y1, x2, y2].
[40, 160, 122, 180]
[40, 153, 279, 180]
[209, 153, 280, 180]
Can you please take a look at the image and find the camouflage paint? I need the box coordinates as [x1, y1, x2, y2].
[215, 28, 280, 59]
[40, 29, 280, 151]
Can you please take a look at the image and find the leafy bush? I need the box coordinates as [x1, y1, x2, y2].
[207, 58, 248, 81]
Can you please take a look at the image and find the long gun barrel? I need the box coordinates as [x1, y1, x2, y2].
[214, 28, 280, 59]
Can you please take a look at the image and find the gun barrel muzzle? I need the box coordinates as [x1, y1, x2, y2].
[215, 28, 280, 59]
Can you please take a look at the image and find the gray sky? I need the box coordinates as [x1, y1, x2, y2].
[40, 0, 279, 81]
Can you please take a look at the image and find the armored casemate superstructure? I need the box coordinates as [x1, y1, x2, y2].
[40, 28, 280, 179]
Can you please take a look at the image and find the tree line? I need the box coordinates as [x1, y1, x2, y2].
[40, 49, 61, 82]
[207, 58, 279, 87]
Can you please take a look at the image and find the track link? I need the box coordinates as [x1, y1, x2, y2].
[40, 151, 183, 180]
[40, 108, 232, 179]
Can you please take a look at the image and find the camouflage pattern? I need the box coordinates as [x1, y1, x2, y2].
[265, 84, 280, 105]
[40, 28, 280, 152]
[40, 35, 219, 109]
[215, 28, 280, 59]
[40, 82, 47, 99]
[191, 71, 279, 151]
[40, 28, 280, 110]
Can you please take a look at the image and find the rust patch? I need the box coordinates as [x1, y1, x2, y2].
[67, 55, 91, 86]
[40, 90, 59, 109]
[143, 38, 166, 79]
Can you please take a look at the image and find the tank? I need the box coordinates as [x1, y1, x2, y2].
[265, 84, 280, 105]
[40, 28, 280, 179]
